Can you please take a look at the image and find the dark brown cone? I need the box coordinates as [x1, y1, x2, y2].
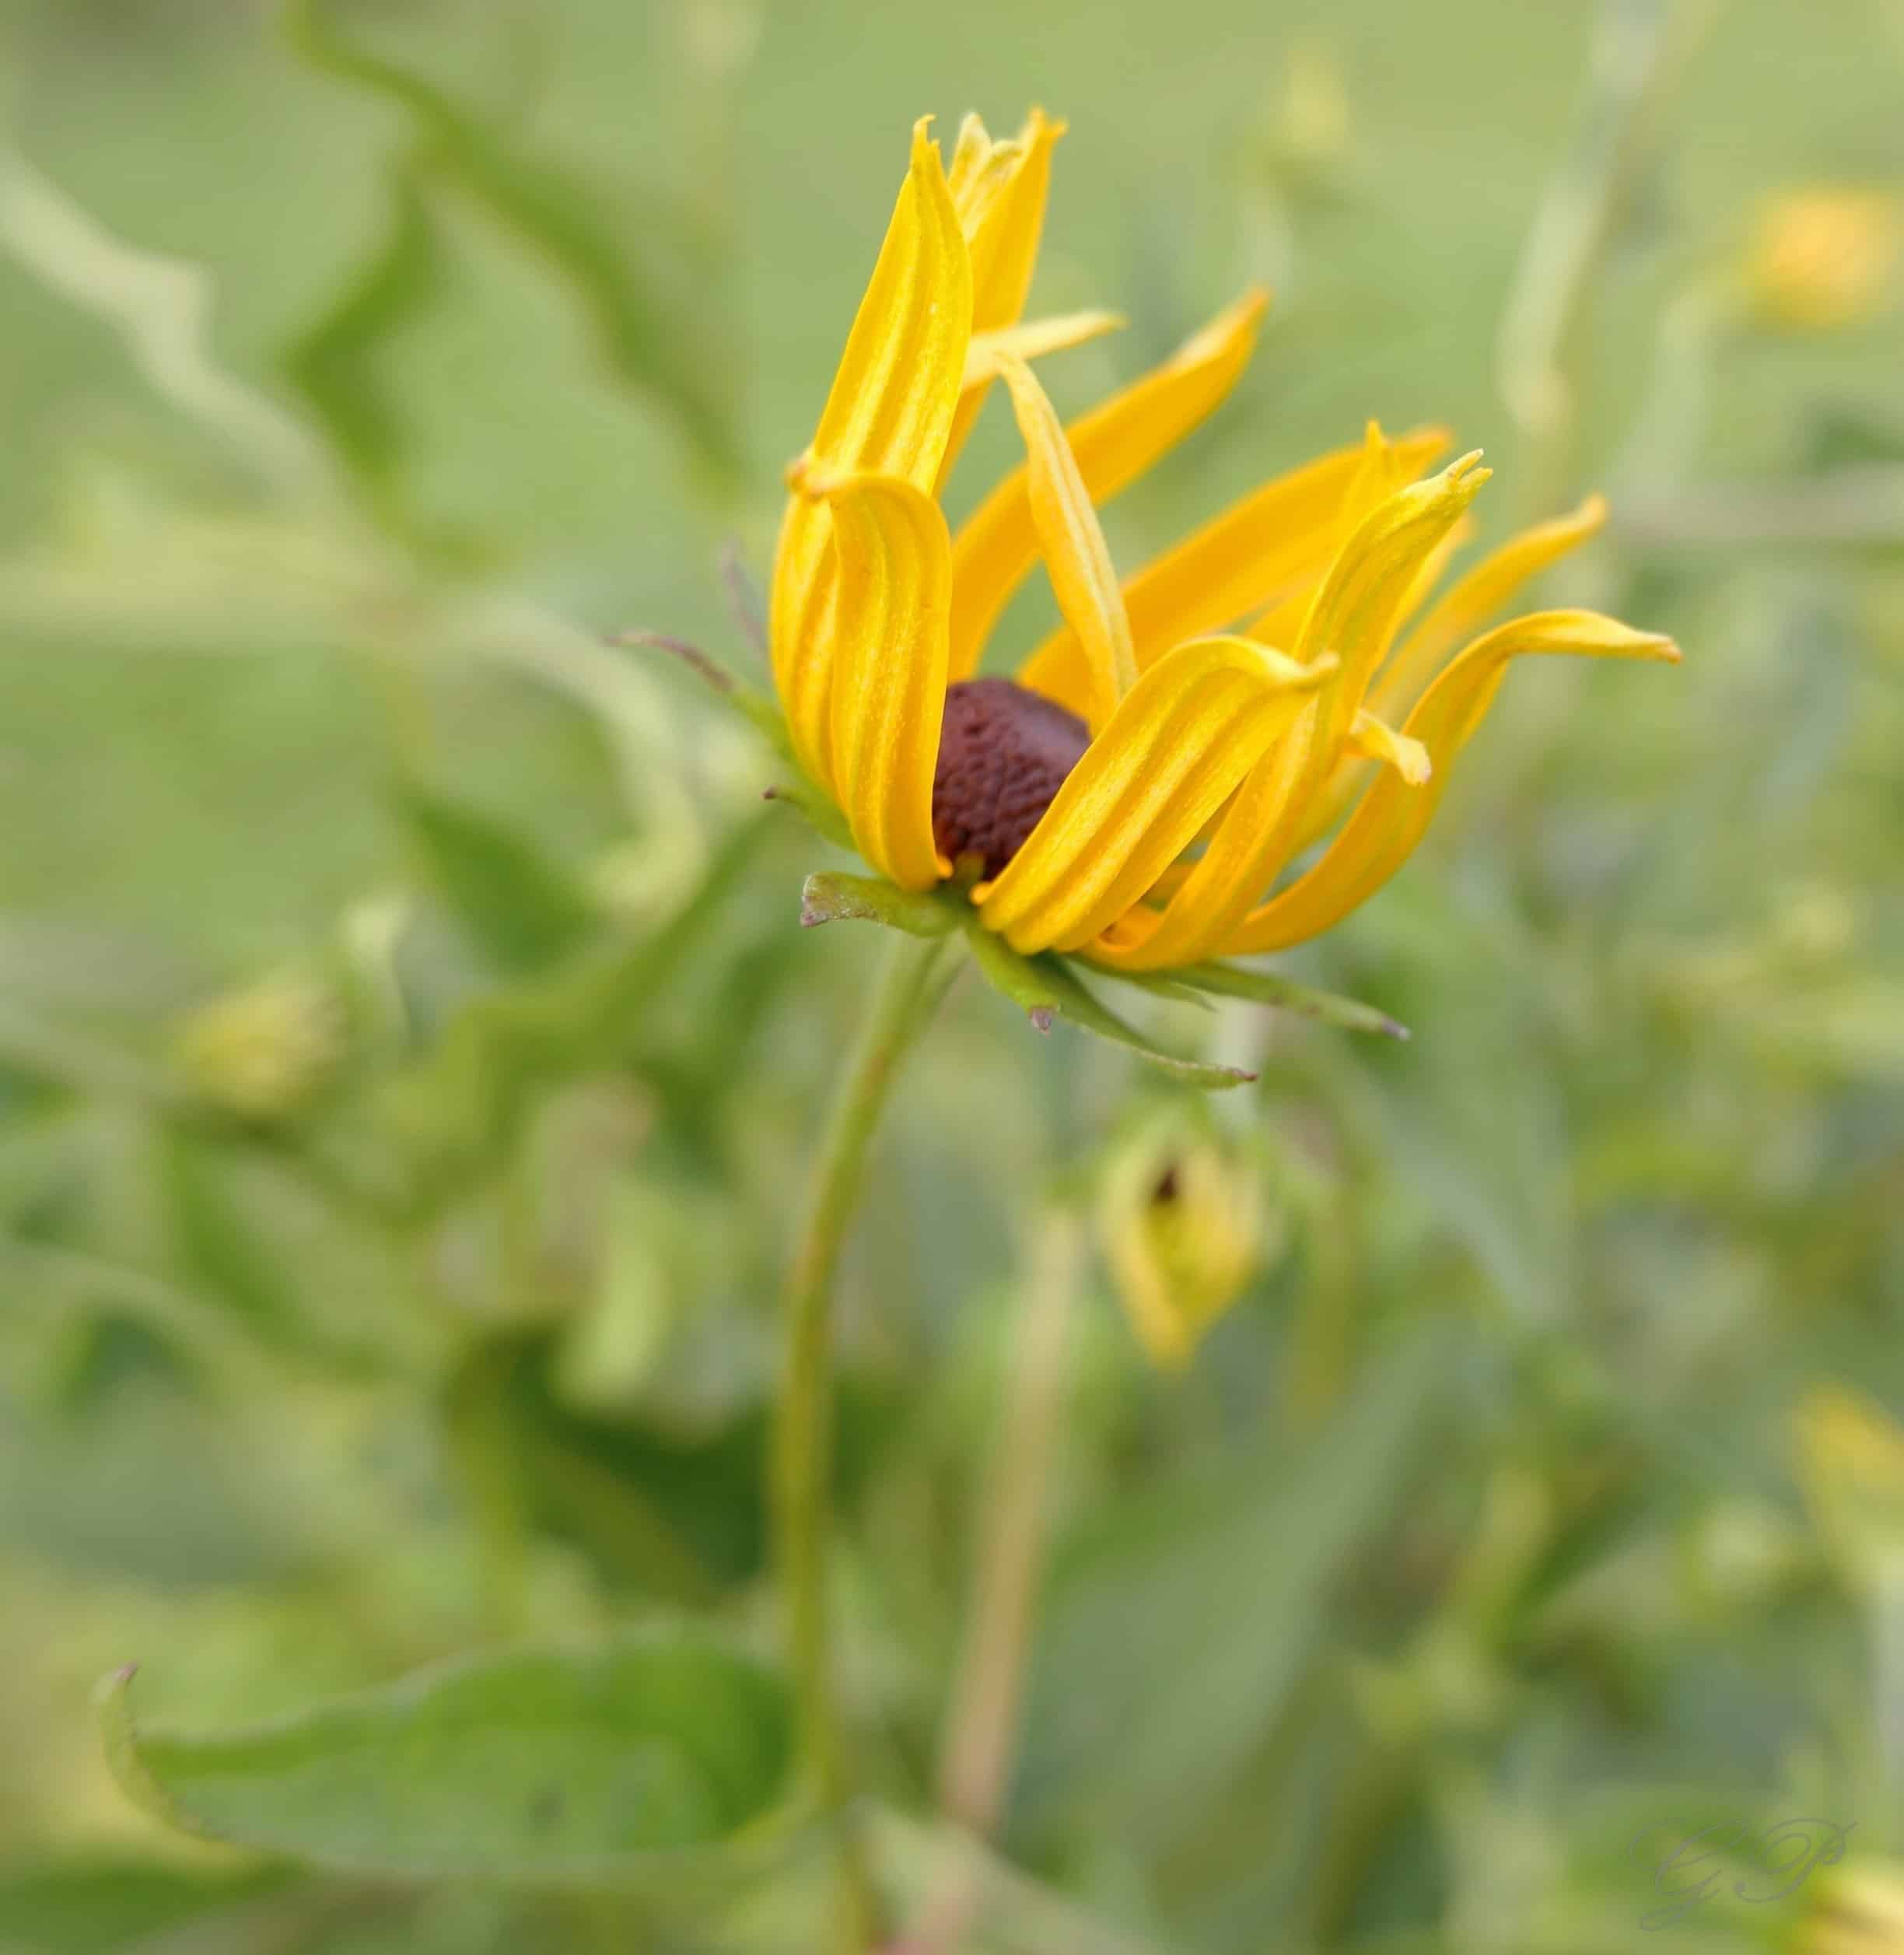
[931, 677, 1091, 881]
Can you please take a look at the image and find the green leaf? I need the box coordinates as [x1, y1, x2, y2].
[96, 1631, 799, 1884]
[0, 1859, 292, 1955]
[393, 778, 599, 975]
[1017, 1330, 1452, 1850]
[798, 873, 957, 938]
[962, 920, 1253, 1090]
[282, 2, 740, 482]
[1168, 958, 1409, 1039]
[374, 810, 774, 1196]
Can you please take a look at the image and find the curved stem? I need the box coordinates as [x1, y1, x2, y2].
[775, 930, 955, 1947]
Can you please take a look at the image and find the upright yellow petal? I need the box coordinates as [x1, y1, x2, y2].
[808, 119, 971, 488]
[1093, 454, 1493, 970]
[1019, 425, 1450, 716]
[1370, 493, 1608, 723]
[941, 107, 1066, 483]
[1222, 610, 1680, 954]
[975, 636, 1336, 954]
[1290, 493, 1603, 848]
[771, 120, 971, 788]
[996, 354, 1139, 729]
[947, 289, 1268, 680]
[814, 471, 954, 892]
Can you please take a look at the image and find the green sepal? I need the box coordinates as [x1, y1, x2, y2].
[961, 918, 1254, 1091]
[1167, 959, 1409, 1039]
[1090, 966, 1218, 1011]
[799, 874, 960, 938]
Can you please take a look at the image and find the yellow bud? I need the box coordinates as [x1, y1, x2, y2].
[1096, 1115, 1273, 1369]
[1794, 1859, 1904, 1955]
[172, 971, 345, 1123]
[1279, 41, 1351, 173]
[1745, 189, 1899, 332]
[1792, 1384, 1904, 1593]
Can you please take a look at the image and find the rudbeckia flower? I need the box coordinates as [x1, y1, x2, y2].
[765, 114, 1678, 1068]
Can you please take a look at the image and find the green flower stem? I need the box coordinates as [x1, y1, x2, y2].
[775, 930, 957, 1946]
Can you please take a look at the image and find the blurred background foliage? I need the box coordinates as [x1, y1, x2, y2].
[1, 0, 1902, 1950]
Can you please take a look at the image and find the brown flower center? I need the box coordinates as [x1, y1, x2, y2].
[932, 678, 1091, 881]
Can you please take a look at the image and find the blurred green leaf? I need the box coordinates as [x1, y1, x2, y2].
[373, 811, 772, 1196]
[0, 1860, 292, 1955]
[280, 151, 474, 557]
[393, 777, 599, 976]
[96, 1631, 799, 1883]
[282, 0, 740, 482]
[1017, 1329, 1451, 1852]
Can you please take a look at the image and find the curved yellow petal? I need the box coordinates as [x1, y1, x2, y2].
[941, 107, 1066, 482]
[947, 288, 1269, 680]
[975, 636, 1337, 955]
[814, 471, 954, 892]
[1221, 609, 1680, 955]
[964, 310, 1124, 390]
[1091, 453, 1493, 970]
[1020, 424, 1451, 716]
[772, 120, 971, 788]
[1346, 709, 1431, 784]
[996, 353, 1139, 728]
[1369, 492, 1608, 723]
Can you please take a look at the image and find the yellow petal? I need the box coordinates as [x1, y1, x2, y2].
[1346, 709, 1431, 784]
[975, 636, 1337, 954]
[946, 288, 1269, 680]
[964, 310, 1125, 390]
[808, 118, 971, 489]
[813, 471, 954, 892]
[1020, 424, 1450, 716]
[771, 120, 971, 787]
[995, 353, 1139, 728]
[1284, 512, 1475, 848]
[1092, 454, 1493, 970]
[1222, 610, 1680, 954]
[1369, 492, 1608, 723]
[941, 107, 1066, 484]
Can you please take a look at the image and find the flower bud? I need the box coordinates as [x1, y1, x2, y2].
[172, 970, 345, 1124]
[1096, 1112, 1274, 1368]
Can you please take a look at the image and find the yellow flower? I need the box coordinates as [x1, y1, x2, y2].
[1745, 189, 1900, 332]
[1793, 1382, 1904, 1593]
[1097, 1114, 1271, 1368]
[1794, 1859, 1904, 1955]
[771, 114, 1678, 976]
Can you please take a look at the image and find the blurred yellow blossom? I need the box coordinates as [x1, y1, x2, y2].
[1792, 1383, 1904, 1592]
[1794, 1858, 1904, 1955]
[1095, 1112, 1274, 1368]
[1745, 189, 1899, 331]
